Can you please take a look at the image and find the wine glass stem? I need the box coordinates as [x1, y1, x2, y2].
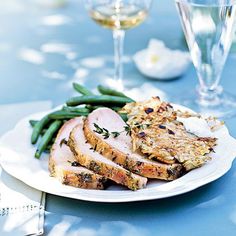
[113, 29, 125, 91]
[197, 83, 223, 106]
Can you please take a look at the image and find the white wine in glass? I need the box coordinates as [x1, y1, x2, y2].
[84, 0, 152, 90]
[175, 0, 236, 118]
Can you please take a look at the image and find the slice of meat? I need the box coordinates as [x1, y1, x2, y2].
[49, 117, 106, 190]
[84, 108, 183, 180]
[68, 121, 147, 190]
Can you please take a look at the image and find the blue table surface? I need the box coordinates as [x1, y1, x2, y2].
[0, 0, 236, 235]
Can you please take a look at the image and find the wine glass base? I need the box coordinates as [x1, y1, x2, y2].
[175, 90, 236, 119]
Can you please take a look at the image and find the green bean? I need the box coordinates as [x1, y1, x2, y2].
[66, 95, 133, 107]
[119, 113, 128, 122]
[44, 148, 51, 154]
[85, 105, 105, 111]
[29, 120, 38, 127]
[44, 144, 53, 153]
[86, 105, 121, 112]
[44, 136, 56, 144]
[110, 106, 122, 112]
[35, 120, 62, 159]
[97, 85, 134, 101]
[31, 115, 51, 144]
[62, 106, 90, 113]
[40, 128, 48, 135]
[73, 82, 94, 95]
[48, 110, 89, 119]
[44, 139, 56, 153]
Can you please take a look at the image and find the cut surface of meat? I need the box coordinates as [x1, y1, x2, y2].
[68, 121, 147, 190]
[84, 108, 183, 180]
[49, 117, 106, 189]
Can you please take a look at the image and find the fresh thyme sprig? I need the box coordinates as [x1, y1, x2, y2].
[133, 122, 151, 129]
[124, 125, 131, 136]
[93, 123, 110, 139]
[93, 123, 131, 139]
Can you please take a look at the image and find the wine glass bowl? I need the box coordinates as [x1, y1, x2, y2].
[88, 1, 149, 30]
[175, 0, 236, 118]
[84, 0, 152, 90]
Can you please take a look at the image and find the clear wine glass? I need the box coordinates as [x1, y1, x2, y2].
[84, 0, 152, 91]
[175, 0, 236, 118]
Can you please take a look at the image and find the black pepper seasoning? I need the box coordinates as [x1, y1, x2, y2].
[71, 161, 80, 167]
[168, 129, 175, 135]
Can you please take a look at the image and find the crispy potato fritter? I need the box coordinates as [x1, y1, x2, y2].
[121, 97, 217, 171]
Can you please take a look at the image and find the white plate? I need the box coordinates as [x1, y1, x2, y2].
[0, 107, 236, 202]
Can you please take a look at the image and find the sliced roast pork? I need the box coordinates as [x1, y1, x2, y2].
[49, 117, 106, 189]
[84, 108, 183, 180]
[68, 121, 147, 190]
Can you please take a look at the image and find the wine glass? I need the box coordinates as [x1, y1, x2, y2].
[84, 0, 152, 91]
[175, 0, 236, 118]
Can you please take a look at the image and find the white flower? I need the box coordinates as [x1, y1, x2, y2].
[133, 39, 191, 80]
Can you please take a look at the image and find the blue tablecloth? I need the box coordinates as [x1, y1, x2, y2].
[0, 0, 236, 235]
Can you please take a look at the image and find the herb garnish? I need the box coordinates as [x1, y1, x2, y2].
[71, 161, 80, 167]
[111, 131, 120, 138]
[93, 123, 131, 139]
[60, 138, 68, 147]
[67, 160, 80, 167]
[124, 125, 131, 136]
[134, 122, 151, 129]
